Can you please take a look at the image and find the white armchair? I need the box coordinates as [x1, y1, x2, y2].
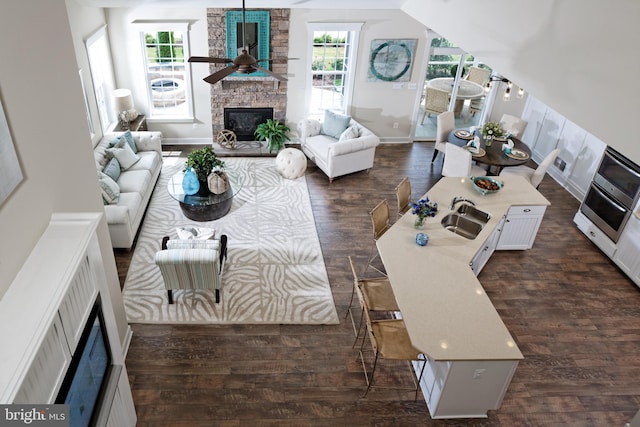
[298, 116, 380, 182]
[154, 235, 228, 304]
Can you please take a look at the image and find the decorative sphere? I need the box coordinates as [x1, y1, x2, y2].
[416, 232, 429, 246]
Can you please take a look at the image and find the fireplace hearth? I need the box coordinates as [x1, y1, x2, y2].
[224, 107, 274, 141]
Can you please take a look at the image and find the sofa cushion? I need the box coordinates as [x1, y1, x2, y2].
[98, 171, 120, 205]
[106, 140, 140, 170]
[127, 150, 161, 173]
[103, 192, 142, 225]
[339, 125, 359, 141]
[109, 130, 137, 154]
[103, 157, 121, 182]
[118, 169, 151, 193]
[321, 110, 351, 139]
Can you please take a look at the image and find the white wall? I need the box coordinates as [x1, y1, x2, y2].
[402, 0, 640, 164]
[106, 8, 212, 142]
[0, 0, 128, 347]
[287, 9, 427, 140]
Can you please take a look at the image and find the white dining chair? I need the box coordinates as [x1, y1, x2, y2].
[499, 114, 528, 138]
[499, 149, 559, 188]
[442, 143, 486, 177]
[432, 111, 455, 163]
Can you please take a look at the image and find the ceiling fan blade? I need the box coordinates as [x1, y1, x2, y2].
[189, 56, 233, 64]
[203, 65, 239, 84]
[252, 65, 287, 81]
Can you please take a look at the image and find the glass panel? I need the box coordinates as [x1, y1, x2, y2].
[144, 30, 188, 117]
[310, 31, 350, 116]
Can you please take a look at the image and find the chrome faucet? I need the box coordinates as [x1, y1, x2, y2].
[450, 196, 476, 210]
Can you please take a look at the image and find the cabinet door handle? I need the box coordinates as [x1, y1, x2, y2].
[523, 208, 531, 213]
[505, 219, 511, 223]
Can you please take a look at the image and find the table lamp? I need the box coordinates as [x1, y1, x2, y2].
[113, 88, 138, 129]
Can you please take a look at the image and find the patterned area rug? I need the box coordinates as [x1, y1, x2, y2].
[123, 157, 339, 324]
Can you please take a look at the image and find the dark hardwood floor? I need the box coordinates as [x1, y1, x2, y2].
[117, 143, 640, 426]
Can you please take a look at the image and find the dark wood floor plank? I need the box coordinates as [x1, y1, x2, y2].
[118, 143, 640, 425]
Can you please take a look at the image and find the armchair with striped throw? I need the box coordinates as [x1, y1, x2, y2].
[154, 234, 228, 304]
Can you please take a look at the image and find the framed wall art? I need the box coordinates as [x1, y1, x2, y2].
[0, 95, 23, 207]
[367, 39, 417, 82]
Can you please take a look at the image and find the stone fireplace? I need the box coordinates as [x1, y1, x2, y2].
[224, 107, 273, 141]
[207, 9, 289, 137]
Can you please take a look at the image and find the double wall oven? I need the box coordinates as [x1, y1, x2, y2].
[580, 146, 640, 242]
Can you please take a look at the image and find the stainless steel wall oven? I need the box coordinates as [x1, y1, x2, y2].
[580, 146, 640, 242]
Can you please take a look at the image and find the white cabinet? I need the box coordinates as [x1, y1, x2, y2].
[566, 133, 606, 200]
[470, 217, 504, 275]
[497, 205, 547, 250]
[414, 358, 519, 419]
[613, 211, 640, 287]
[573, 210, 617, 258]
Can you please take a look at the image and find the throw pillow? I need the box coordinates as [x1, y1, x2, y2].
[103, 157, 121, 182]
[98, 171, 120, 205]
[176, 226, 216, 240]
[108, 130, 137, 154]
[338, 125, 359, 142]
[106, 140, 140, 170]
[321, 110, 351, 139]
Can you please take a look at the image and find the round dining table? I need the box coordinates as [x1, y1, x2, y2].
[427, 77, 484, 100]
[448, 129, 532, 175]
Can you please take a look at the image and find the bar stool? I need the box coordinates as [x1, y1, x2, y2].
[346, 256, 399, 348]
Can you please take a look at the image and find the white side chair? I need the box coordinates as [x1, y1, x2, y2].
[432, 111, 455, 163]
[499, 149, 560, 188]
[442, 143, 486, 177]
[499, 114, 528, 138]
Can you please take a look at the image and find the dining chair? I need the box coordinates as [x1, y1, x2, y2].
[420, 87, 450, 124]
[432, 111, 455, 163]
[442, 143, 486, 177]
[465, 66, 491, 86]
[345, 256, 399, 347]
[465, 97, 484, 123]
[366, 199, 390, 275]
[356, 284, 427, 400]
[394, 177, 412, 219]
[499, 114, 528, 138]
[499, 148, 559, 188]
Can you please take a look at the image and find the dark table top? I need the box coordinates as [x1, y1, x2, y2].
[447, 129, 532, 170]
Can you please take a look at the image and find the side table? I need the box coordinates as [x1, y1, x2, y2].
[114, 114, 147, 132]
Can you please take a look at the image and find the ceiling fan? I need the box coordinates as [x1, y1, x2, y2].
[188, 0, 295, 85]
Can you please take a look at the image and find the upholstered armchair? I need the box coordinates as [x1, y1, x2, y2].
[298, 111, 380, 182]
[154, 235, 228, 304]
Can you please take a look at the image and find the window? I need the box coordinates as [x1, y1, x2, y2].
[85, 26, 116, 133]
[139, 23, 193, 120]
[307, 23, 362, 118]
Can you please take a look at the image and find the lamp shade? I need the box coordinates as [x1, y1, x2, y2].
[113, 88, 134, 112]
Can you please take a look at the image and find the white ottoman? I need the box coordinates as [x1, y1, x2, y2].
[275, 148, 307, 179]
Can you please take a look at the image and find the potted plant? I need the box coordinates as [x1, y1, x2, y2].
[183, 146, 225, 195]
[254, 119, 291, 153]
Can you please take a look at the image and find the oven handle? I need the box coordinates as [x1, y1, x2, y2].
[591, 183, 628, 213]
[604, 149, 640, 180]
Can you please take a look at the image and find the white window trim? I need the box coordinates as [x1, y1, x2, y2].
[85, 25, 117, 133]
[306, 22, 363, 117]
[134, 21, 194, 122]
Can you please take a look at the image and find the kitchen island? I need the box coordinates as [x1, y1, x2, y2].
[377, 175, 550, 418]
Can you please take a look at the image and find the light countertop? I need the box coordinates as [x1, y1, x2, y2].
[377, 175, 550, 361]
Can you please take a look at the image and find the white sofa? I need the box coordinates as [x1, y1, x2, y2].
[93, 131, 163, 249]
[298, 116, 380, 182]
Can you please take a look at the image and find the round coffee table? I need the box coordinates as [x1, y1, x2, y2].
[167, 170, 242, 221]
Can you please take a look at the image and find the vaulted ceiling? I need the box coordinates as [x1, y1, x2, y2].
[73, 0, 407, 9]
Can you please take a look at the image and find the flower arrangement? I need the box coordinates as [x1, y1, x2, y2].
[410, 197, 439, 220]
[481, 121, 504, 139]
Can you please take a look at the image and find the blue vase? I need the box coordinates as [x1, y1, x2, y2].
[182, 167, 200, 195]
[416, 232, 429, 246]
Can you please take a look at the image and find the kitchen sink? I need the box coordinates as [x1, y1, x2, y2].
[455, 204, 491, 225]
[441, 213, 484, 240]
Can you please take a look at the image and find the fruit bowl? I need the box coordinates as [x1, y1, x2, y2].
[470, 176, 504, 195]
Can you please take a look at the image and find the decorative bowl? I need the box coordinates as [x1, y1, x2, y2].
[470, 176, 504, 195]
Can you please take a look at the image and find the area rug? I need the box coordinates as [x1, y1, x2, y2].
[123, 157, 339, 325]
